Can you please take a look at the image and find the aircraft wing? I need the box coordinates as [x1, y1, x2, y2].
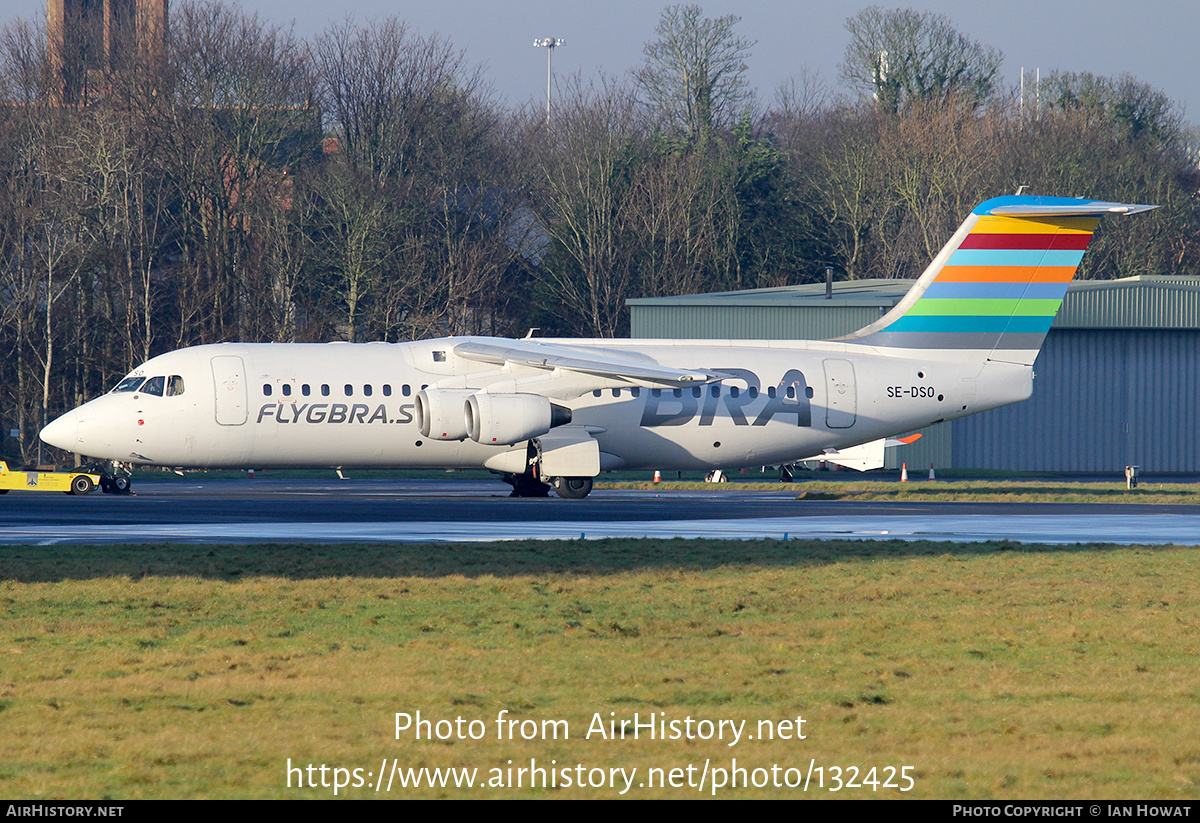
[453, 339, 718, 386]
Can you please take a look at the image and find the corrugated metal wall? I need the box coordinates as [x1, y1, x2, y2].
[1056, 282, 1200, 329]
[954, 330, 1200, 472]
[885, 421, 954, 471]
[630, 305, 885, 340]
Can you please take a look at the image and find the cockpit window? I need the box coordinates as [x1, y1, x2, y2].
[166, 375, 185, 396]
[112, 376, 145, 393]
[140, 376, 165, 396]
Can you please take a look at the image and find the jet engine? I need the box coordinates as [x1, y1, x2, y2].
[465, 393, 572, 445]
[415, 388, 475, 440]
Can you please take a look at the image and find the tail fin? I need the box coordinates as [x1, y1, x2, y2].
[844, 195, 1156, 365]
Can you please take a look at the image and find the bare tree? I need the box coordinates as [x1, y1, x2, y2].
[1039, 71, 1183, 145]
[311, 16, 511, 341]
[528, 76, 648, 337]
[800, 107, 897, 279]
[313, 17, 483, 186]
[164, 0, 316, 344]
[308, 161, 398, 343]
[631, 146, 735, 297]
[770, 68, 836, 126]
[636, 4, 754, 141]
[840, 6, 1002, 113]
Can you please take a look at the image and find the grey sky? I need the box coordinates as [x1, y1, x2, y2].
[7, 1, 1198, 121]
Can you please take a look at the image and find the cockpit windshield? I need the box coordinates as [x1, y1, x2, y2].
[110, 374, 184, 396]
[140, 376, 165, 396]
[112, 376, 145, 393]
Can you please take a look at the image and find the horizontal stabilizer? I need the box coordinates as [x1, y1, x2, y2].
[801, 433, 921, 472]
[985, 200, 1157, 217]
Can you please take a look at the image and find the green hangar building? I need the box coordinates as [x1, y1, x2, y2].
[628, 277, 1200, 474]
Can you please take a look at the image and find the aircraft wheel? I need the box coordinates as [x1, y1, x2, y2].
[112, 476, 131, 494]
[553, 476, 593, 500]
[69, 475, 94, 496]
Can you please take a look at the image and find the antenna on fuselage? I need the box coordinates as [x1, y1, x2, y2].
[524, 328, 540, 339]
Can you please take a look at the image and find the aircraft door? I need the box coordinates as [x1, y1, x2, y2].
[211, 355, 248, 425]
[823, 359, 857, 428]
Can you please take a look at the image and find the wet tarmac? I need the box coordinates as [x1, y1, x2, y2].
[2, 478, 1197, 545]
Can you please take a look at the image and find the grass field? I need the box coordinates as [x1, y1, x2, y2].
[2, 537, 1198, 799]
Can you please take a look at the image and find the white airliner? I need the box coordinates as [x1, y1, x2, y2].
[40, 195, 1153, 498]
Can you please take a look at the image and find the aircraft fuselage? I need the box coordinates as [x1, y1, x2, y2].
[44, 336, 1030, 472]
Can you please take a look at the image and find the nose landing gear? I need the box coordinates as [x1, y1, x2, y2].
[83, 461, 133, 494]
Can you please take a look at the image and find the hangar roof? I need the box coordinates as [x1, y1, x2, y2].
[628, 276, 1200, 338]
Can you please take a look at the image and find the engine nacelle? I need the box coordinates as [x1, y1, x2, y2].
[415, 388, 475, 440]
[465, 393, 571, 445]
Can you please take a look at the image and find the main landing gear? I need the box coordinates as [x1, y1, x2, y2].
[503, 468, 594, 499]
[552, 476, 593, 499]
[82, 461, 133, 494]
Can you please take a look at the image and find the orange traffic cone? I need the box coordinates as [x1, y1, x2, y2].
[900, 462, 908, 482]
[653, 470, 661, 483]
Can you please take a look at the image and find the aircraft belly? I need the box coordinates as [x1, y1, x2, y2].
[593, 422, 828, 471]
[244, 415, 500, 469]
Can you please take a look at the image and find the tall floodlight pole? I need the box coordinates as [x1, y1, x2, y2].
[533, 38, 565, 122]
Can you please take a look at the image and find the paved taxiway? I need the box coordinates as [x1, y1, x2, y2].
[2, 478, 1198, 545]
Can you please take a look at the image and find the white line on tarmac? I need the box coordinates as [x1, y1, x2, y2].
[3, 514, 1199, 545]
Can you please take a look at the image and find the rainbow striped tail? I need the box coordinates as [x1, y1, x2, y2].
[845, 195, 1156, 365]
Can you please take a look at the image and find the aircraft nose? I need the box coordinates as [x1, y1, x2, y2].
[40, 409, 81, 452]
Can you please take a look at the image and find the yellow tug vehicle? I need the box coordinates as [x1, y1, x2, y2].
[0, 461, 103, 495]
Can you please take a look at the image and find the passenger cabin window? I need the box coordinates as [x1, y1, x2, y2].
[141, 376, 165, 396]
[302, 384, 311, 397]
[344, 384, 353, 396]
[282, 384, 292, 397]
[263, 384, 273, 397]
[402, 385, 411, 397]
[364, 385, 373, 397]
[112, 377, 145, 393]
[321, 384, 330, 397]
[166, 376, 185, 397]
[383, 385, 392, 397]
